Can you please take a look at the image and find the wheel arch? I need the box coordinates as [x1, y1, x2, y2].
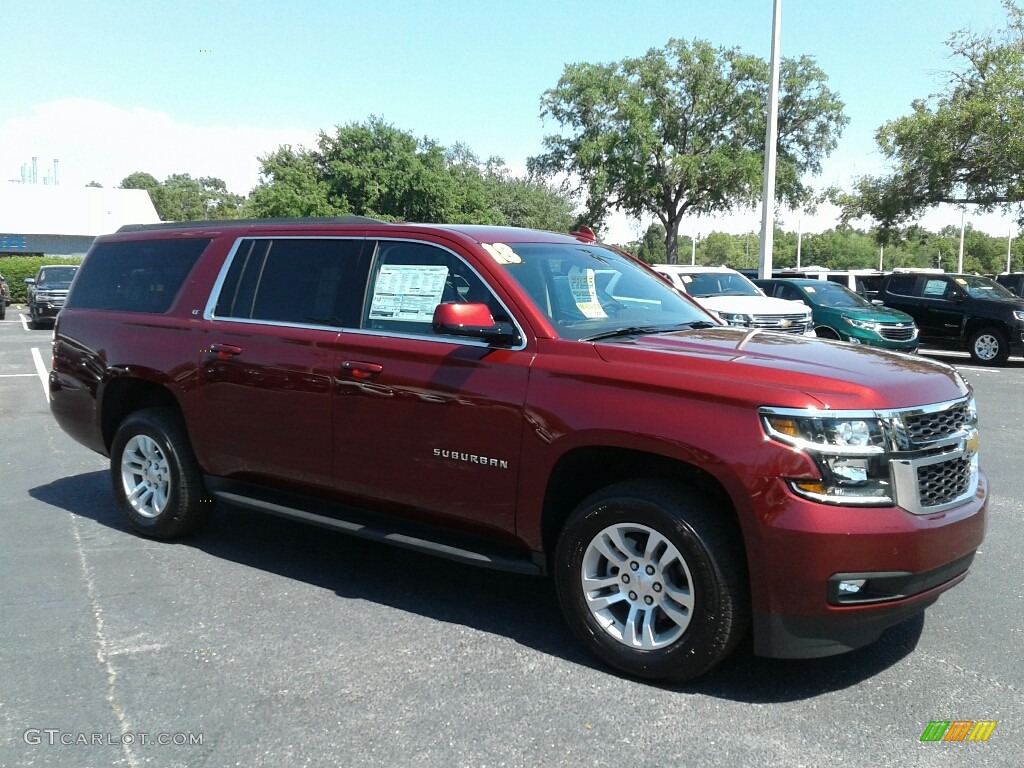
[100, 376, 182, 453]
[539, 446, 744, 568]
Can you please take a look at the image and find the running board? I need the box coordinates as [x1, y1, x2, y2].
[206, 480, 543, 576]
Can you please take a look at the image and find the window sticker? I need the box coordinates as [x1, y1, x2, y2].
[680, 275, 693, 284]
[955, 278, 968, 285]
[805, 286, 816, 294]
[568, 267, 608, 319]
[923, 279, 946, 297]
[368, 264, 449, 323]
[482, 243, 522, 264]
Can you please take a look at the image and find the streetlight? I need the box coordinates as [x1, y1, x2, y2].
[758, 0, 782, 279]
[957, 210, 965, 273]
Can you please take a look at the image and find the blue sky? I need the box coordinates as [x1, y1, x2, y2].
[2, 0, 1017, 238]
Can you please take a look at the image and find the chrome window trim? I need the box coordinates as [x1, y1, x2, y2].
[202, 235, 528, 351]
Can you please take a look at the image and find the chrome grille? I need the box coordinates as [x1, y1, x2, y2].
[917, 456, 972, 508]
[750, 313, 810, 334]
[903, 402, 971, 444]
[879, 325, 916, 341]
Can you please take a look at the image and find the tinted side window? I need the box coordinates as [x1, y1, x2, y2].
[215, 238, 368, 327]
[68, 238, 210, 313]
[776, 283, 803, 302]
[363, 240, 501, 336]
[884, 275, 920, 297]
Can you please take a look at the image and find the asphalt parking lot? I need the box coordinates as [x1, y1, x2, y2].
[1, 309, 1022, 768]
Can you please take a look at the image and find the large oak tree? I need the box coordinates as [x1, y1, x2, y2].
[846, 1, 1024, 236]
[529, 38, 847, 262]
[247, 117, 576, 231]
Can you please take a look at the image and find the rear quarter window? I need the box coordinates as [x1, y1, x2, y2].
[68, 238, 211, 313]
[883, 275, 920, 297]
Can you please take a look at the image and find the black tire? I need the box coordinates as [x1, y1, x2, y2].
[968, 327, 1009, 366]
[814, 326, 841, 340]
[554, 479, 749, 683]
[0, 302, 5, 320]
[110, 407, 214, 539]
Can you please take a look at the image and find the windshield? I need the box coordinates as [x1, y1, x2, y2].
[680, 271, 761, 298]
[803, 281, 871, 309]
[37, 266, 78, 287]
[492, 243, 715, 341]
[957, 275, 1018, 301]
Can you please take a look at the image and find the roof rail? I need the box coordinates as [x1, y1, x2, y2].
[115, 215, 388, 233]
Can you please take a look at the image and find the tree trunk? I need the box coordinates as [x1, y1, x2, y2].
[665, 226, 679, 264]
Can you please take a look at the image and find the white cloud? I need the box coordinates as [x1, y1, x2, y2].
[0, 99, 316, 194]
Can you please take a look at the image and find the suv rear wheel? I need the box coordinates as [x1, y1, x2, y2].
[111, 407, 214, 538]
[554, 479, 749, 682]
[968, 327, 1009, 366]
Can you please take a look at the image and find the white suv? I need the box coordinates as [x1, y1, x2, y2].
[653, 265, 814, 336]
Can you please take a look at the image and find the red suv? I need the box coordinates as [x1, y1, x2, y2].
[48, 218, 987, 682]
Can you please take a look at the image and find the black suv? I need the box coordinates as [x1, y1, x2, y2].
[0, 270, 9, 320]
[996, 273, 1024, 298]
[878, 272, 1024, 365]
[25, 264, 79, 328]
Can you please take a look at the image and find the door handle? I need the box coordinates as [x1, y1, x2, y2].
[341, 360, 383, 380]
[209, 343, 242, 359]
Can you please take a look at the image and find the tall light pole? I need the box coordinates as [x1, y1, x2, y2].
[957, 210, 965, 273]
[691, 232, 699, 265]
[758, 0, 782, 279]
[796, 215, 802, 269]
[1008, 227, 1015, 273]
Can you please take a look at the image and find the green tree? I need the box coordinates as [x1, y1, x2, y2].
[529, 38, 847, 262]
[245, 146, 342, 218]
[632, 223, 669, 264]
[119, 172, 244, 221]
[845, 1, 1024, 236]
[247, 117, 577, 229]
[85, 180, 103, 188]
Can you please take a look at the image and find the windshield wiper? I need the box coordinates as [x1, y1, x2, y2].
[582, 321, 716, 342]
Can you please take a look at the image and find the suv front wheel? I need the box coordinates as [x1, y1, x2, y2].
[554, 479, 749, 682]
[968, 327, 1009, 366]
[110, 407, 214, 538]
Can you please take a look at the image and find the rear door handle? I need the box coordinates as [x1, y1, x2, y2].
[341, 360, 383, 379]
[210, 343, 242, 359]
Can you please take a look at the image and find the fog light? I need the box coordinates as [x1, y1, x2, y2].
[838, 579, 867, 595]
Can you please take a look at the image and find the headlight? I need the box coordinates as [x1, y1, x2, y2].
[1013, 310, 1024, 322]
[842, 316, 882, 332]
[717, 311, 752, 327]
[761, 410, 893, 505]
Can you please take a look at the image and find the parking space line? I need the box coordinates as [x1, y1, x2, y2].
[19, 313, 29, 331]
[30, 347, 50, 402]
[0, 373, 39, 378]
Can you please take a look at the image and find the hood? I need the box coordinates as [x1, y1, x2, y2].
[694, 294, 809, 316]
[592, 327, 966, 411]
[829, 305, 915, 324]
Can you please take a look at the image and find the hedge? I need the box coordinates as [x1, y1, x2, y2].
[0, 256, 84, 304]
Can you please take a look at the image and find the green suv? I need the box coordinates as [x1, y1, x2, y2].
[756, 278, 919, 352]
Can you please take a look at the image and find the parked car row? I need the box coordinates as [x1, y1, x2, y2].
[659, 264, 1024, 365]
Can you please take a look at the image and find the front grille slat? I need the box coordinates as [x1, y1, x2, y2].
[917, 456, 972, 508]
[902, 403, 970, 444]
[749, 313, 810, 334]
[879, 325, 916, 341]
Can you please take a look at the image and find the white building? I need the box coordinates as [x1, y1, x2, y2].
[0, 184, 160, 257]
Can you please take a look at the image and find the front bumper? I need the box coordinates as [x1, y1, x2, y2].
[749, 470, 987, 658]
